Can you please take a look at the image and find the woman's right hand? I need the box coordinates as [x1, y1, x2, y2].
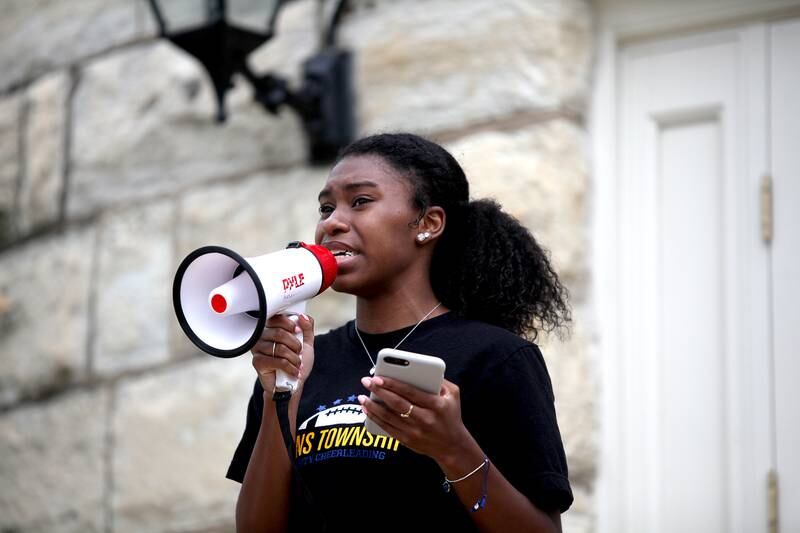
[250, 314, 315, 393]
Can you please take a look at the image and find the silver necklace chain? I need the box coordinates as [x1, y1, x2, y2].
[355, 302, 443, 375]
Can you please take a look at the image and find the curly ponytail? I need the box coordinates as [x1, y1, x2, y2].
[336, 133, 570, 340]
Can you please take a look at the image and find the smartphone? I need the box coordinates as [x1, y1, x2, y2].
[364, 348, 446, 437]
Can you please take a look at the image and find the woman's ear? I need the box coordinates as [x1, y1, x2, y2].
[418, 206, 446, 242]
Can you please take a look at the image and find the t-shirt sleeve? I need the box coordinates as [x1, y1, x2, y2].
[226, 378, 264, 483]
[468, 343, 573, 513]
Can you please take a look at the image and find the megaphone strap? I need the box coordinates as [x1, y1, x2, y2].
[272, 390, 298, 466]
[273, 390, 327, 531]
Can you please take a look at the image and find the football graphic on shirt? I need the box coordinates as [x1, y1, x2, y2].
[299, 404, 366, 430]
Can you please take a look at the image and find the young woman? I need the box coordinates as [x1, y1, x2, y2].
[226, 133, 573, 532]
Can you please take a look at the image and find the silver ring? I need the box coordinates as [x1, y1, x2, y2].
[400, 404, 414, 418]
[271, 342, 277, 357]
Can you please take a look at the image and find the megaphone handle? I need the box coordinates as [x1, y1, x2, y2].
[274, 302, 307, 393]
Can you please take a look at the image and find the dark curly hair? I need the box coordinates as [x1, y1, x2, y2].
[336, 133, 571, 341]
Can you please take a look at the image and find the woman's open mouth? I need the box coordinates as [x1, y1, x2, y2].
[332, 249, 359, 264]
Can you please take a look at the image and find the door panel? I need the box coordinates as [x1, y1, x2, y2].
[657, 119, 726, 530]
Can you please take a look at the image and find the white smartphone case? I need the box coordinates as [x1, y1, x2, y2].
[364, 348, 446, 437]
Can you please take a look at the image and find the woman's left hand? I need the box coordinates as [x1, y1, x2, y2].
[358, 376, 471, 463]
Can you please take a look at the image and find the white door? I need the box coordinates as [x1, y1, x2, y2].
[610, 21, 799, 532]
[771, 17, 800, 533]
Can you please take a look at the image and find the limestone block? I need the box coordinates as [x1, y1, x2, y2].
[68, 41, 306, 219]
[448, 119, 588, 290]
[112, 357, 254, 533]
[19, 70, 69, 234]
[177, 170, 318, 256]
[538, 308, 596, 488]
[341, 0, 592, 133]
[175, 166, 355, 344]
[0, 0, 147, 92]
[0, 387, 107, 533]
[93, 200, 174, 377]
[0, 227, 94, 407]
[0, 93, 21, 244]
[448, 121, 595, 501]
[526, 308, 595, 530]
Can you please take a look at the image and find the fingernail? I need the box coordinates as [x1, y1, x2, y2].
[372, 376, 384, 386]
[301, 313, 309, 321]
[361, 377, 372, 389]
[357, 395, 367, 404]
[295, 325, 301, 333]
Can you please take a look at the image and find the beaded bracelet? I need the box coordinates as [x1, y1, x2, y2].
[441, 456, 490, 512]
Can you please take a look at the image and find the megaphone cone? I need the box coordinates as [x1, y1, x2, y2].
[209, 270, 259, 316]
[173, 246, 268, 358]
[173, 242, 337, 391]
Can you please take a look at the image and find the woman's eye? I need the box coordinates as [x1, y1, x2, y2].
[318, 204, 333, 217]
[352, 197, 372, 207]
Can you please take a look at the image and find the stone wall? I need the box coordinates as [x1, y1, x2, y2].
[0, 1, 596, 531]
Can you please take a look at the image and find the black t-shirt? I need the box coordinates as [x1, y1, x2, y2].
[227, 312, 572, 531]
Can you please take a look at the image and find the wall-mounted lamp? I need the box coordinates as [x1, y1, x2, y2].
[146, 0, 355, 163]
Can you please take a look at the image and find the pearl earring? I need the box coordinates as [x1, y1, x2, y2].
[416, 232, 431, 242]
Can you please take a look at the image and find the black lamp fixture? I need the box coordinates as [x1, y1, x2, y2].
[147, 0, 355, 163]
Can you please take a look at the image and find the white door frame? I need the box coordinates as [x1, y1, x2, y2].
[590, 1, 800, 532]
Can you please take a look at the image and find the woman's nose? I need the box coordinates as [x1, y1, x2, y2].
[318, 211, 349, 236]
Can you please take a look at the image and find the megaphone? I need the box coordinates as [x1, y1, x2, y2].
[172, 241, 337, 392]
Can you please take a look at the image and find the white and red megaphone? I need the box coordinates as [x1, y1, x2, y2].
[173, 241, 337, 392]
